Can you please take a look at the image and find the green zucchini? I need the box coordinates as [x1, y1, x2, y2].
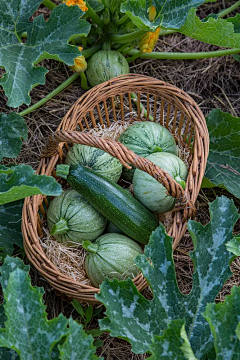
[58, 164, 159, 244]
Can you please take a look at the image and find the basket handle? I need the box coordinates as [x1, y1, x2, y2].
[42, 130, 194, 214]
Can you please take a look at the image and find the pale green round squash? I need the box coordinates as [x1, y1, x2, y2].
[65, 144, 122, 183]
[118, 121, 178, 182]
[86, 50, 130, 87]
[47, 189, 107, 245]
[133, 152, 188, 213]
[83, 233, 143, 287]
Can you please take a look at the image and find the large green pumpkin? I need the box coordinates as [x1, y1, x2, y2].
[118, 121, 178, 182]
[65, 144, 122, 183]
[86, 50, 130, 87]
[133, 152, 188, 213]
[83, 233, 143, 287]
[47, 190, 107, 245]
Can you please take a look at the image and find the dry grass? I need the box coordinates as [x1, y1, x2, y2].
[0, 1, 240, 358]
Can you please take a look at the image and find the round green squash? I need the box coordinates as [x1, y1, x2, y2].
[47, 189, 107, 245]
[86, 50, 130, 87]
[65, 144, 122, 183]
[118, 121, 178, 182]
[83, 233, 143, 287]
[133, 152, 188, 213]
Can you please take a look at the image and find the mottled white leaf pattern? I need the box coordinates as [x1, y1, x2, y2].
[0, 256, 29, 291]
[180, 11, 240, 48]
[0, 267, 68, 360]
[58, 318, 103, 360]
[202, 109, 240, 198]
[0, 306, 19, 360]
[0, 2, 91, 107]
[0, 200, 23, 254]
[121, 0, 206, 31]
[0, 113, 28, 161]
[226, 237, 240, 256]
[97, 196, 239, 357]
[203, 286, 240, 360]
[0, 164, 62, 205]
[149, 319, 197, 360]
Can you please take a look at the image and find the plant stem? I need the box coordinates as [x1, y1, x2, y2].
[127, 51, 142, 62]
[159, 28, 177, 36]
[115, 14, 129, 26]
[19, 73, 79, 116]
[42, 0, 56, 10]
[127, 48, 240, 60]
[109, 29, 146, 44]
[218, 1, 240, 18]
[86, 2, 104, 28]
[82, 44, 102, 58]
[80, 72, 90, 90]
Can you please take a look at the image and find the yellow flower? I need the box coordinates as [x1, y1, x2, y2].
[72, 47, 87, 73]
[139, 27, 160, 53]
[63, 0, 88, 12]
[148, 5, 156, 22]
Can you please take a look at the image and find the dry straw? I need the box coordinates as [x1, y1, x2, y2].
[22, 74, 209, 303]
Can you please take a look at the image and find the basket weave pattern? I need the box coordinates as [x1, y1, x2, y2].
[22, 74, 209, 303]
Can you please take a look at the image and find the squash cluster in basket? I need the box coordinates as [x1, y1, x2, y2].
[47, 121, 188, 287]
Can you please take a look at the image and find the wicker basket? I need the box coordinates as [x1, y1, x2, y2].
[22, 74, 209, 303]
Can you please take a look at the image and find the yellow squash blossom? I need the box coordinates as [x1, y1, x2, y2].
[148, 5, 156, 22]
[63, 0, 88, 12]
[72, 47, 87, 73]
[139, 27, 160, 53]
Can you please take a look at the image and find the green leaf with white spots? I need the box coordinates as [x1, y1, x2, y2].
[58, 318, 103, 360]
[226, 237, 240, 256]
[0, 306, 19, 360]
[0, 267, 68, 360]
[0, 113, 28, 161]
[97, 196, 238, 357]
[180, 11, 240, 48]
[149, 319, 197, 360]
[0, 164, 62, 205]
[0, 2, 91, 107]
[0, 256, 29, 291]
[121, 0, 206, 31]
[202, 109, 240, 198]
[203, 286, 240, 360]
[0, 200, 23, 255]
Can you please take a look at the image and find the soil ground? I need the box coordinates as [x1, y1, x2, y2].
[0, 1, 240, 359]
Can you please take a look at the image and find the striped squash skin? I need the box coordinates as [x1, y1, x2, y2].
[84, 233, 143, 287]
[118, 121, 178, 182]
[47, 190, 107, 245]
[65, 144, 122, 183]
[67, 165, 159, 244]
[86, 50, 130, 87]
[133, 152, 188, 213]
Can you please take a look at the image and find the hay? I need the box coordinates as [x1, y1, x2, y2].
[41, 116, 191, 285]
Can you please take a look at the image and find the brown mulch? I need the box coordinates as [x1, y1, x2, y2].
[0, 1, 240, 359]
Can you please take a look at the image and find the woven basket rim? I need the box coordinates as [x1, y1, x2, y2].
[22, 74, 209, 303]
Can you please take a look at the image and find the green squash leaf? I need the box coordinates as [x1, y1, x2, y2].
[121, 0, 206, 31]
[97, 196, 238, 357]
[226, 237, 240, 256]
[0, 306, 19, 360]
[203, 286, 240, 360]
[149, 319, 197, 360]
[0, 2, 91, 108]
[202, 109, 240, 198]
[0, 200, 23, 255]
[0, 256, 29, 291]
[87, 0, 104, 11]
[58, 318, 103, 360]
[180, 10, 240, 48]
[0, 267, 68, 359]
[0, 164, 62, 205]
[0, 113, 28, 161]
